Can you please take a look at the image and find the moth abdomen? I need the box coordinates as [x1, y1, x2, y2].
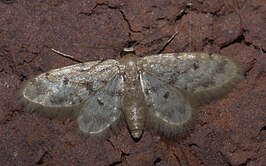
[122, 101, 146, 139]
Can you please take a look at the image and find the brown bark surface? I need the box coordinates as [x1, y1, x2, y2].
[0, 0, 265, 165]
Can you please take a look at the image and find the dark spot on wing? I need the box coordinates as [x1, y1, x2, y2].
[200, 79, 215, 88]
[163, 91, 170, 99]
[144, 89, 149, 95]
[215, 59, 227, 74]
[150, 86, 158, 93]
[184, 84, 188, 91]
[106, 90, 123, 97]
[193, 63, 199, 70]
[84, 82, 94, 91]
[209, 53, 214, 59]
[50, 95, 65, 104]
[63, 77, 69, 85]
[97, 98, 104, 105]
[100, 80, 107, 84]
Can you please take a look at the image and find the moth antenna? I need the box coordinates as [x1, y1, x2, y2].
[155, 30, 179, 54]
[51, 48, 84, 63]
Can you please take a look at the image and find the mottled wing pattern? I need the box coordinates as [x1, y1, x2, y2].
[18, 51, 244, 140]
[140, 71, 194, 138]
[18, 59, 120, 118]
[77, 74, 124, 139]
[142, 53, 244, 103]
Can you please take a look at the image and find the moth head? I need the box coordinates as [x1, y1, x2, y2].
[120, 40, 138, 57]
[123, 47, 134, 53]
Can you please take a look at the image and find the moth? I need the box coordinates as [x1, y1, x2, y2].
[17, 50, 244, 140]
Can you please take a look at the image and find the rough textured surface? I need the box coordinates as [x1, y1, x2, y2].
[0, 0, 265, 165]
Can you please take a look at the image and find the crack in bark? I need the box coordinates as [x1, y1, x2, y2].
[106, 139, 131, 166]
[36, 144, 52, 165]
[173, 152, 182, 166]
[36, 151, 50, 165]
[153, 157, 162, 165]
[117, 10, 141, 33]
[188, 143, 200, 148]
[220, 29, 250, 49]
[0, 0, 15, 4]
[79, 2, 109, 16]
[244, 58, 257, 77]
[238, 157, 253, 166]
[108, 150, 130, 166]
[218, 150, 233, 166]
[106, 139, 115, 149]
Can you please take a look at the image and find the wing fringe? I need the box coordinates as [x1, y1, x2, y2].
[75, 114, 126, 142]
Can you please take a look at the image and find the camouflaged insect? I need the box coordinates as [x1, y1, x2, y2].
[17, 51, 244, 140]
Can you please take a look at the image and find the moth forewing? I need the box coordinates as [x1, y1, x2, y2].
[17, 60, 120, 119]
[16, 78, 80, 119]
[142, 52, 245, 105]
[183, 53, 245, 105]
